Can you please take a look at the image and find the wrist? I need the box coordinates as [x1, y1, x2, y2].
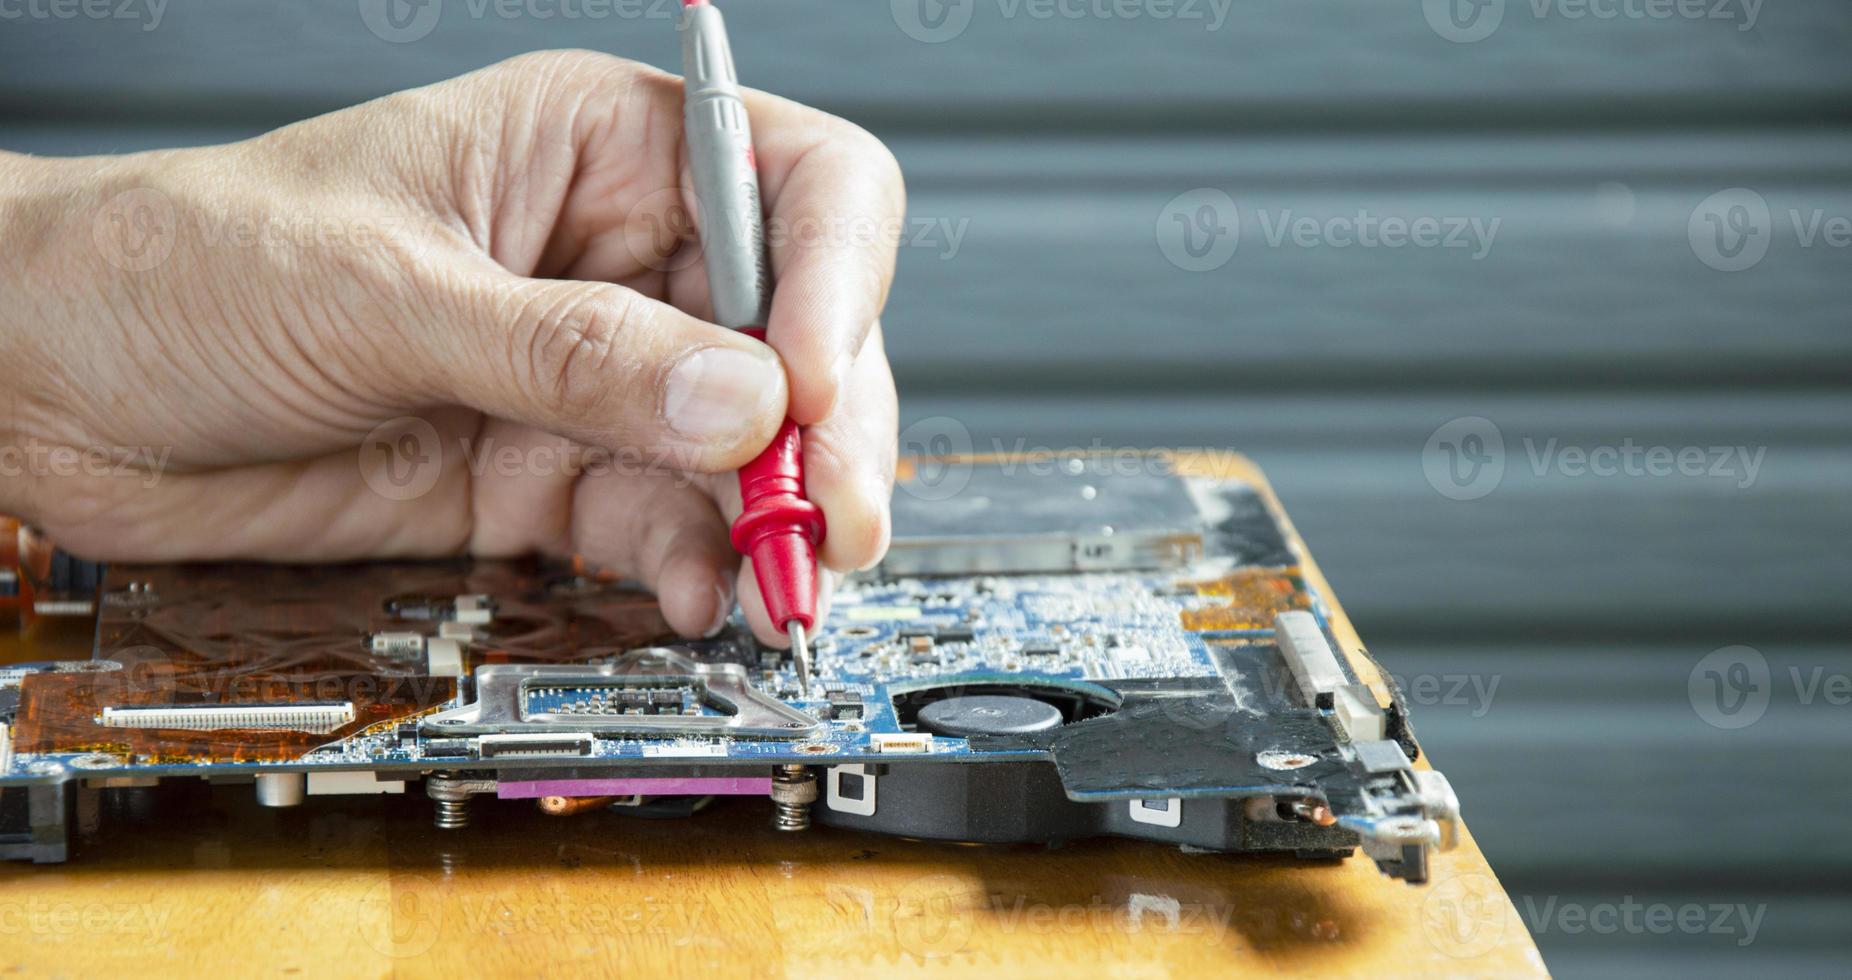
[0, 151, 85, 522]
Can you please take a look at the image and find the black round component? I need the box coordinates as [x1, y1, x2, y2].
[916, 695, 1064, 738]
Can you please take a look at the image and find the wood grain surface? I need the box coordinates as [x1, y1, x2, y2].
[0, 782, 1543, 979]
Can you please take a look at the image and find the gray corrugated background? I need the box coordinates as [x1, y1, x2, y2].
[4, 2, 1850, 975]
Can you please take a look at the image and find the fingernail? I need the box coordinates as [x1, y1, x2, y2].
[663, 346, 784, 443]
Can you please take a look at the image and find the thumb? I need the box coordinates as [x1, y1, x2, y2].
[413, 271, 789, 474]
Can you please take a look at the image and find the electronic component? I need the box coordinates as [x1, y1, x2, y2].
[917, 695, 1064, 737]
[99, 702, 355, 734]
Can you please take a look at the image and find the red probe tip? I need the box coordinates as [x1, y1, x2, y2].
[728, 330, 824, 642]
[730, 418, 824, 635]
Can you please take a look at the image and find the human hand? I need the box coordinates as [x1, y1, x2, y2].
[0, 50, 902, 644]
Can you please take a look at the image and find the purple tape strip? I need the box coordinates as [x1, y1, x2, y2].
[497, 777, 773, 799]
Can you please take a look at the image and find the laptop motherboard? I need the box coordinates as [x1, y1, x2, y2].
[0, 452, 1459, 882]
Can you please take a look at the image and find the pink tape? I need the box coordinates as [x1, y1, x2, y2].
[496, 777, 773, 799]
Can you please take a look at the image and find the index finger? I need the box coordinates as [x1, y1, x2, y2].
[740, 88, 906, 425]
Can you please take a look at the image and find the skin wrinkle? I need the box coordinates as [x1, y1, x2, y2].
[480, 91, 524, 263]
[495, 70, 569, 274]
[550, 72, 677, 284]
[525, 95, 591, 277]
[225, 230, 354, 433]
[452, 118, 498, 257]
[519, 280, 634, 427]
[535, 106, 631, 279]
[193, 247, 317, 451]
[140, 167, 274, 456]
[311, 226, 424, 415]
[261, 277, 373, 439]
[447, 411, 493, 558]
[296, 260, 399, 423]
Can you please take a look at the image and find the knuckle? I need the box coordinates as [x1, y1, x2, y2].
[840, 123, 905, 203]
[513, 282, 648, 421]
[493, 49, 632, 87]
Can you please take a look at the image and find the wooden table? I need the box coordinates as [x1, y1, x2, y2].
[0, 468, 1548, 977]
[0, 783, 1543, 979]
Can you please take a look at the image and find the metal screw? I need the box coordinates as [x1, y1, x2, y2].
[425, 773, 494, 831]
[433, 798, 470, 830]
[770, 764, 817, 832]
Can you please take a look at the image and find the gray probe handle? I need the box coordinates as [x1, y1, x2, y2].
[680, 3, 770, 331]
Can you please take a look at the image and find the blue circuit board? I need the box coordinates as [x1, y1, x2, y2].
[0, 463, 1330, 778]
